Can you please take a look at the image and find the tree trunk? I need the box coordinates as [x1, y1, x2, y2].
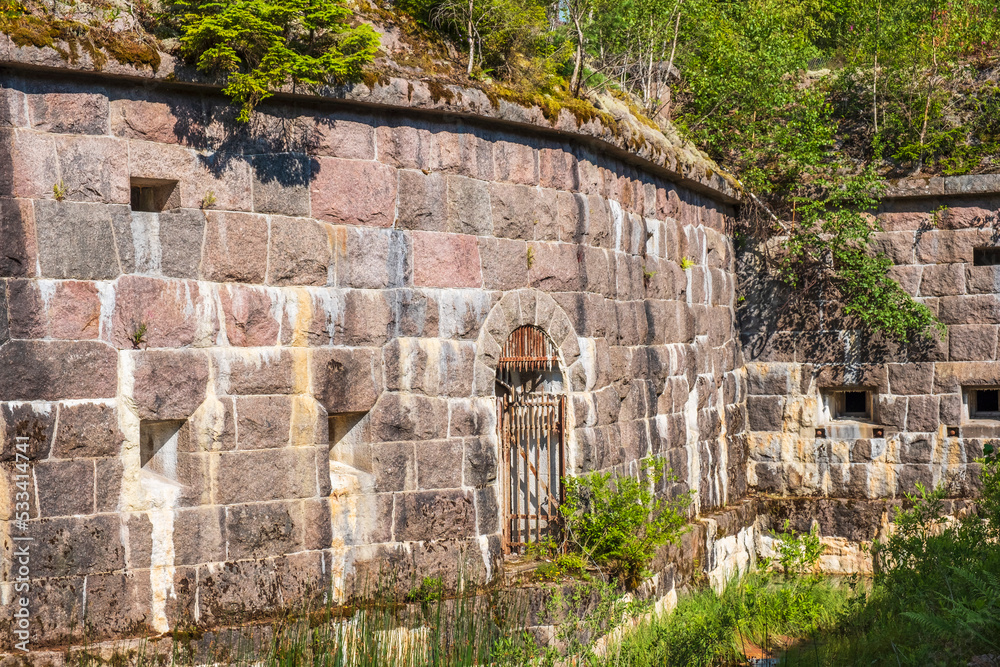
[571, 15, 585, 96]
[467, 0, 475, 76]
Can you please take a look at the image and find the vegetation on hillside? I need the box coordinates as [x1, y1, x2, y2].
[5, 0, 999, 339]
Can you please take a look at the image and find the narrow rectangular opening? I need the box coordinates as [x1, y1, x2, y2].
[970, 388, 1000, 418]
[974, 247, 1000, 266]
[823, 388, 873, 421]
[329, 412, 366, 449]
[130, 178, 179, 212]
[140, 420, 185, 479]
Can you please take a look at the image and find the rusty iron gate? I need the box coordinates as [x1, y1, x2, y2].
[498, 325, 565, 553]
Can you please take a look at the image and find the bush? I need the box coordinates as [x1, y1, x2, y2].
[165, 0, 379, 121]
[811, 441, 1000, 665]
[560, 457, 693, 587]
[772, 520, 825, 576]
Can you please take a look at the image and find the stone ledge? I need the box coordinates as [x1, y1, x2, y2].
[0, 35, 741, 204]
[885, 174, 1000, 199]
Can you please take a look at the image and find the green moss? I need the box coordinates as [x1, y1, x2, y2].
[427, 79, 455, 104]
[0, 8, 159, 71]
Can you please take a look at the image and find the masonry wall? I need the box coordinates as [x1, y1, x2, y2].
[741, 176, 1000, 505]
[0, 69, 745, 650]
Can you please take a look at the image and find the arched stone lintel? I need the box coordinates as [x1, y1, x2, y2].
[473, 289, 581, 396]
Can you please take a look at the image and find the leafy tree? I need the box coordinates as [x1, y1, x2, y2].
[166, 0, 379, 121]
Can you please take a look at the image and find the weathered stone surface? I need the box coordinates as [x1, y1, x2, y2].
[446, 175, 492, 236]
[54, 135, 128, 203]
[33, 200, 124, 279]
[34, 459, 93, 517]
[0, 340, 116, 401]
[268, 216, 332, 286]
[52, 402, 121, 459]
[470, 239, 523, 292]
[309, 114, 376, 159]
[311, 158, 396, 227]
[411, 231, 482, 288]
[919, 263, 965, 296]
[915, 229, 992, 264]
[236, 395, 293, 449]
[158, 209, 207, 279]
[463, 436, 498, 487]
[490, 182, 554, 240]
[747, 395, 784, 431]
[887, 363, 934, 395]
[371, 440, 417, 492]
[394, 489, 476, 541]
[113, 275, 219, 349]
[334, 226, 409, 289]
[201, 211, 268, 283]
[131, 349, 210, 420]
[905, 396, 939, 432]
[110, 97, 199, 144]
[396, 169, 447, 232]
[0, 128, 58, 199]
[312, 347, 383, 413]
[7, 279, 102, 340]
[216, 447, 320, 503]
[226, 501, 303, 559]
[29, 91, 108, 134]
[493, 139, 539, 186]
[0, 401, 55, 461]
[938, 295, 1000, 325]
[250, 153, 311, 216]
[415, 438, 463, 489]
[219, 284, 280, 347]
[948, 324, 997, 361]
[28, 514, 126, 578]
[129, 140, 253, 211]
[0, 197, 37, 277]
[369, 393, 449, 442]
[966, 265, 1000, 294]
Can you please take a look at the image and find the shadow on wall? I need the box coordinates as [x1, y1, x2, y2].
[736, 241, 941, 364]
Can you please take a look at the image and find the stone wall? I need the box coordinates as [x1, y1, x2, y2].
[741, 175, 1000, 505]
[0, 66, 745, 650]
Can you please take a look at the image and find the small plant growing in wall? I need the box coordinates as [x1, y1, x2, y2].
[560, 457, 694, 589]
[772, 520, 825, 576]
[642, 265, 656, 288]
[52, 180, 67, 201]
[526, 246, 535, 269]
[201, 190, 217, 209]
[125, 320, 148, 350]
[680, 256, 695, 270]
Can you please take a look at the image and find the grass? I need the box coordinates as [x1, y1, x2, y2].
[595, 572, 851, 667]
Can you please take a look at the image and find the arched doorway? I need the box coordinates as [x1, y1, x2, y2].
[497, 325, 566, 554]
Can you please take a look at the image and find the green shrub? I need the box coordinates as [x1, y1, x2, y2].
[772, 520, 825, 576]
[560, 457, 693, 587]
[165, 0, 379, 121]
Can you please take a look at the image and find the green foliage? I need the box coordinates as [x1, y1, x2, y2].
[599, 571, 850, 666]
[802, 444, 1000, 665]
[52, 179, 67, 201]
[560, 457, 693, 587]
[165, 0, 379, 121]
[772, 520, 825, 576]
[778, 163, 943, 343]
[679, 256, 694, 270]
[405, 576, 445, 603]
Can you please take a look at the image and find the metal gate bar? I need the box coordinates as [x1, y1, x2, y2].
[500, 392, 565, 552]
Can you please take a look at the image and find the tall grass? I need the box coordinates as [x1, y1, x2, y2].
[595, 572, 851, 667]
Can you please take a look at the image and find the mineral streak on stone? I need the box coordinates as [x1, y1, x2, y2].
[0, 49, 993, 658]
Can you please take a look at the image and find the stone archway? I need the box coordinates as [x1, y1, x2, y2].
[474, 289, 582, 390]
[474, 289, 583, 553]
